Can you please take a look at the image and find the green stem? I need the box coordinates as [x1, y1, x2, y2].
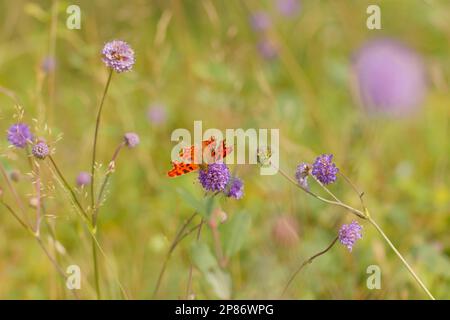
[186, 218, 204, 299]
[0, 201, 79, 299]
[92, 235, 101, 299]
[278, 167, 366, 219]
[89, 69, 113, 300]
[48, 156, 89, 221]
[92, 142, 124, 226]
[282, 236, 338, 297]
[0, 161, 29, 224]
[90, 69, 113, 211]
[152, 212, 198, 298]
[367, 215, 435, 300]
[278, 165, 435, 299]
[1, 201, 32, 234]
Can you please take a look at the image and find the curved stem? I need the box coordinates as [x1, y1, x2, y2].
[91, 142, 124, 299]
[90, 69, 113, 211]
[282, 236, 338, 297]
[0, 161, 29, 224]
[367, 215, 435, 300]
[1, 201, 32, 234]
[278, 165, 435, 299]
[89, 69, 113, 300]
[152, 212, 198, 298]
[278, 167, 366, 219]
[1, 201, 79, 299]
[186, 218, 204, 299]
[92, 142, 124, 226]
[48, 156, 89, 221]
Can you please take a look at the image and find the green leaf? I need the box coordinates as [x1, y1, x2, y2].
[177, 188, 203, 213]
[205, 269, 232, 299]
[177, 188, 216, 219]
[223, 212, 251, 258]
[204, 195, 216, 219]
[190, 242, 218, 274]
[190, 242, 232, 299]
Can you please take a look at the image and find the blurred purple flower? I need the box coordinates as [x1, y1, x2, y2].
[76, 172, 91, 187]
[147, 103, 167, 125]
[250, 11, 271, 32]
[276, 0, 301, 17]
[257, 38, 278, 60]
[32, 141, 49, 159]
[226, 177, 244, 199]
[41, 56, 56, 73]
[339, 221, 363, 252]
[7, 123, 33, 148]
[124, 132, 140, 148]
[295, 162, 310, 189]
[353, 38, 427, 117]
[198, 163, 230, 192]
[102, 40, 135, 73]
[311, 154, 338, 185]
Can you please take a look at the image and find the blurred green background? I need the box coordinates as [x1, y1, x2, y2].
[0, 0, 449, 299]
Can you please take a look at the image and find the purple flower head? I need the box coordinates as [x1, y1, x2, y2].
[312, 154, 338, 185]
[226, 177, 244, 199]
[250, 11, 271, 32]
[102, 40, 135, 73]
[124, 132, 140, 148]
[7, 123, 33, 148]
[76, 172, 91, 187]
[147, 103, 167, 125]
[339, 221, 363, 252]
[295, 162, 311, 189]
[276, 0, 301, 17]
[352, 38, 427, 117]
[257, 38, 278, 60]
[198, 163, 230, 192]
[32, 141, 49, 159]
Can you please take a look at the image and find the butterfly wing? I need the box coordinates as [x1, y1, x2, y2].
[213, 140, 233, 162]
[167, 161, 199, 177]
[168, 136, 227, 177]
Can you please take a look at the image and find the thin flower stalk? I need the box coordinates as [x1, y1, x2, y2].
[90, 69, 113, 212]
[186, 218, 204, 299]
[282, 236, 339, 297]
[277, 162, 435, 300]
[153, 212, 199, 298]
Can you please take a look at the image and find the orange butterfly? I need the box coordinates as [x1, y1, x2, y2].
[167, 136, 232, 177]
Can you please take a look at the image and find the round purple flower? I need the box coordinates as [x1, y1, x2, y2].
[147, 103, 167, 125]
[76, 172, 91, 187]
[276, 0, 301, 17]
[226, 177, 244, 199]
[124, 132, 140, 148]
[32, 141, 49, 159]
[198, 163, 230, 192]
[311, 154, 338, 185]
[295, 162, 311, 189]
[250, 11, 271, 32]
[102, 40, 135, 73]
[7, 123, 33, 148]
[352, 38, 427, 117]
[257, 38, 278, 60]
[339, 221, 363, 252]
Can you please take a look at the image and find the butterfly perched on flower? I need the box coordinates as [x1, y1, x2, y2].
[167, 136, 232, 177]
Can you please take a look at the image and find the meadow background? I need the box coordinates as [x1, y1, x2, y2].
[0, 0, 449, 299]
